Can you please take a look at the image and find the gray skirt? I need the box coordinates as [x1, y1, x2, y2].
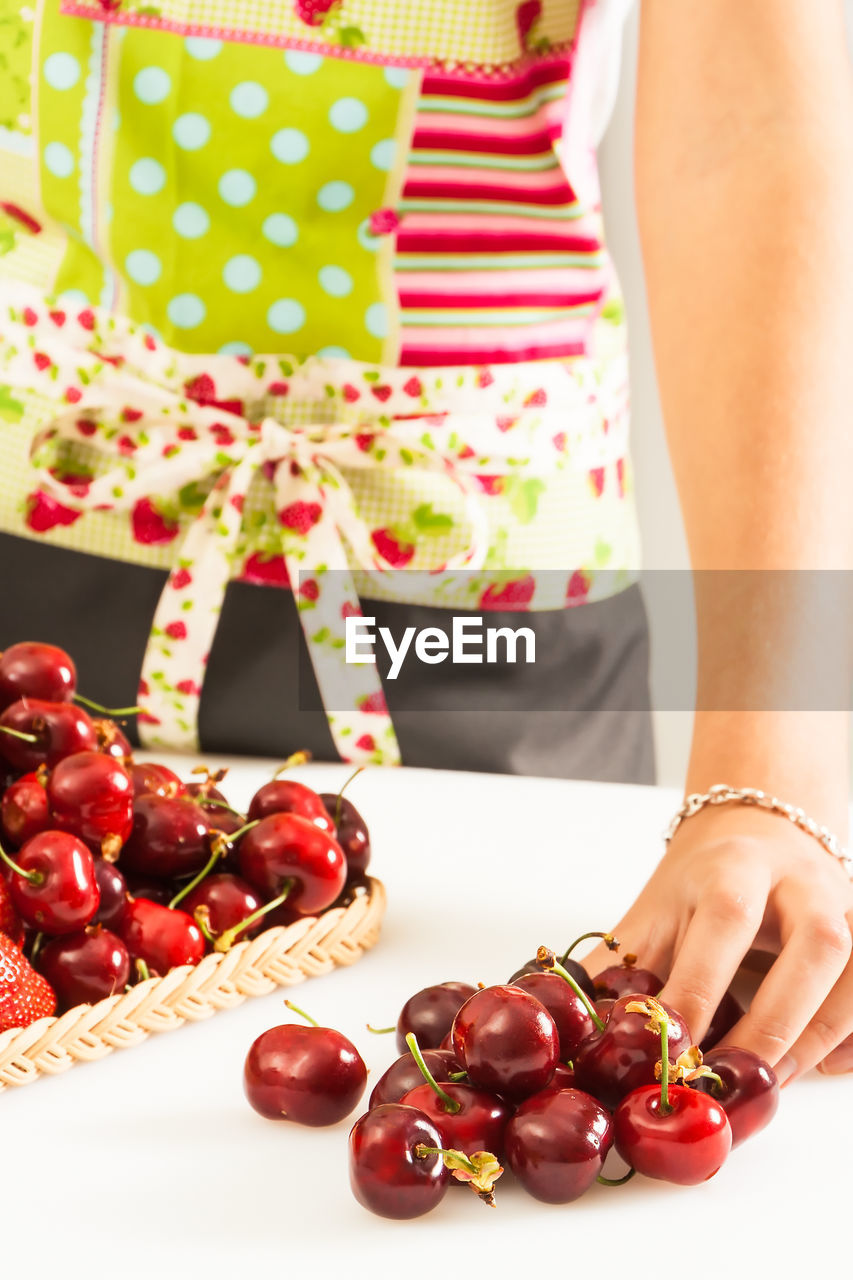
[0, 532, 655, 784]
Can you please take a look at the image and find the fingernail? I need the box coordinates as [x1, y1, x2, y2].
[817, 1047, 853, 1076]
[774, 1054, 797, 1087]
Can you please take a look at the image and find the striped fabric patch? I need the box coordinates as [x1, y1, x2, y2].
[393, 59, 609, 367]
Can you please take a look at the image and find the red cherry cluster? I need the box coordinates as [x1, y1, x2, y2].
[0, 640, 372, 1032]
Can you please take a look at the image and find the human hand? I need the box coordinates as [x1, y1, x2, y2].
[582, 805, 853, 1084]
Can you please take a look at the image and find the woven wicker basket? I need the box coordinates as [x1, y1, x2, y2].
[0, 875, 385, 1092]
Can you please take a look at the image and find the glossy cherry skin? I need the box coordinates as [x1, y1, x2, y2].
[37, 926, 130, 1007]
[120, 795, 212, 878]
[180, 874, 263, 944]
[508, 955, 597, 1001]
[0, 699, 98, 771]
[1, 771, 50, 847]
[401, 1080, 513, 1157]
[699, 990, 745, 1053]
[0, 642, 76, 711]
[613, 1084, 732, 1184]
[244, 1021, 367, 1125]
[593, 962, 662, 1001]
[506, 1087, 613, 1203]
[7, 830, 100, 934]
[694, 1047, 779, 1146]
[93, 859, 129, 930]
[369, 1049, 461, 1109]
[511, 971, 596, 1062]
[319, 794, 371, 878]
[118, 898, 205, 974]
[452, 985, 560, 1101]
[237, 812, 346, 915]
[93, 719, 133, 765]
[47, 751, 134, 853]
[573, 994, 692, 1109]
[396, 981, 477, 1054]
[248, 780, 334, 834]
[349, 1104, 449, 1220]
[131, 762, 185, 800]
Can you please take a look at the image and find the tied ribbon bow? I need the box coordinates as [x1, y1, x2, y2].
[29, 380, 492, 763]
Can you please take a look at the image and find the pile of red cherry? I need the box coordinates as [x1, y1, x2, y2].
[244, 939, 779, 1217]
[0, 640, 372, 1031]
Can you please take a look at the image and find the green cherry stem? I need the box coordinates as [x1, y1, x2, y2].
[194, 796, 246, 819]
[272, 750, 312, 779]
[536, 946, 605, 1032]
[74, 694, 143, 717]
[415, 1144, 477, 1173]
[135, 959, 151, 982]
[366, 1024, 395, 1034]
[213, 878, 295, 953]
[659, 1014, 672, 1116]
[334, 766, 364, 827]
[559, 931, 619, 964]
[284, 999, 318, 1027]
[219, 819, 259, 845]
[168, 841, 223, 910]
[0, 840, 43, 885]
[0, 725, 39, 743]
[405, 1031, 461, 1114]
[597, 1168, 636, 1187]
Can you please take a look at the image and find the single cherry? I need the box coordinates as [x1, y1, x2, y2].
[118, 897, 205, 974]
[396, 981, 477, 1054]
[244, 1002, 367, 1125]
[349, 1104, 449, 1220]
[511, 971, 597, 1062]
[593, 955, 662, 1001]
[37, 925, 130, 1007]
[1, 830, 99, 934]
[248, 779, 334, 834]
[93, 858, 129, 930]
[1, 770, 49, 847]
[694, 1046, 779, 1147]
[120, 794, 212, 879]
[369, 1048, 462, 1109]
[0, 642, 76, 710]
[237, 812, 346, 915]
[0, 699, 98, 771]
[47, 750, 134, 858]
[614, 1084, 732, 1184]
[318, 793, 371, 879]
[573, 994, 692, 1110]
[179, 874, 263, 946]
[452, 985, 560, 1101]
[506, 1087, 613, 1203]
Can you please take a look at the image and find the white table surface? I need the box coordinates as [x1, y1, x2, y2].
[6, 757, 848, 1279]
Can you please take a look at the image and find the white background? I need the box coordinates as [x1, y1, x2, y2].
[599, 2, 853, 785]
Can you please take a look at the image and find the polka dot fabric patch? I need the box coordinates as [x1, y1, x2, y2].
[40, 14, 411, 357]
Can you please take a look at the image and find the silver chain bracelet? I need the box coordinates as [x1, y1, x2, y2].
[664, 783, 853, 878]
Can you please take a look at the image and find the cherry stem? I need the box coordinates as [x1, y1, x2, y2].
[659, 1016, 673, 1115]
[136, 959, 151, 982]
[29, 931, 44, 964]
[536, 946, 605, 1032]
[0, 724, 39, 743]
[597, 1168, 636, 1186]
[168, 843, 223, 910]
[272, 750, 312, 779]
[213, 878, 295, 952]
[405, 1031, 461, 1114]
[196, 796, 246, 819]
[559, 931, 619, 964]
[449, 1070, 468, 1082]
[335, 766, 364, 826]
[0, 840, 43, 885]
[414, 1145, 477, 1174]
[193, 906, 216, 944]
[366, 1024, 395, 1034]
[284, 999, 319, 1027]
[220, 819, 259, 845]
[74, 694, 143, 717]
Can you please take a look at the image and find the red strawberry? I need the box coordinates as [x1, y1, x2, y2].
[359, 691, 389, 716]
[523, 387, 547, 407]
[476, 475, 503, 496]
[355, 734, 376, 752]
[588, 467, 605, 497]
[477, 368, 495, 389]
[478, 575, 536, 610]
[65, 387, 82, 404]
[566, 569, 591, 604]
[403, 376, 423, 398]
[370, 385, 392, 403]
[33, 352, 51, 371]
[294, 0, 338, 24]
[496, 416, 518, 433]
[267, 381, 289, 396]
[516, 0, 542, 45]
[342, 384, 361, 403]
[0, 931, 56, 1032]
[49, 309, 66, 327]
[239, 552, 291, 588]
[279, 501, 322, 535]
[354, 433, 374, 452]
[175, 679, 201, 696]
[184, 373, 216, 403]
[77, 309, 95, 331]
[0, 883, 23, 949]
[552, 432, 567, 452]
[164, 621, 188, 641]
[76, 418, 97, 437]
[299, 578, 320, 601]
[171, 567, 192, 590]
[25, 489, 81, 533]
[121, 406, 143, 422]
[230, 494, 244, 514]
[22, 307, 38, 326]
[131, 497, 179, 545]
[341, 602, 360, 620]
[371, 527, 415, 567]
